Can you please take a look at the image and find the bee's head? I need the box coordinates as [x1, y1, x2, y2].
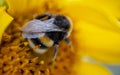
[53, 15, 71, 31]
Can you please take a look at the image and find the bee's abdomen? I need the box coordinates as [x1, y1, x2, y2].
[30, 38, 48, 49]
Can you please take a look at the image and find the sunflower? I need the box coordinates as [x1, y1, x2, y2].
[0, 0, 120, 75]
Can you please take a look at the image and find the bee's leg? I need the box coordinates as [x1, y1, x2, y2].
[52, 44, 59, 61]
[35, 13, 53, 20]
[64, 38, 72, 47]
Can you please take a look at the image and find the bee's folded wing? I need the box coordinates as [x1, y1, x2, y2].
[21, 19, 62, 33]
[22, 32, 45, 38]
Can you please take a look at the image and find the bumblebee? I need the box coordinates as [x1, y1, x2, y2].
[21, 13, 72, 60]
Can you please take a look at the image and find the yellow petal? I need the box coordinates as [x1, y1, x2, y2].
[0, 6, 5, 12]
[75, 21, 120, 63]
[6, 0, 46, 18]
[0, 0, 4, 6]
[79, 0, 120, 20]
[83, 52, 120, 64]
[0, 6, 13, 42]
[74, 60, 111, 75]
[6, 0, 28, 17]
[57, 0, 120, 19]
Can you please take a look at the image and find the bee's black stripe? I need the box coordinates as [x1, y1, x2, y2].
[35, 14, 53, 20]
[30, 38, 48, 49]
[46, 31, 67, 44]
